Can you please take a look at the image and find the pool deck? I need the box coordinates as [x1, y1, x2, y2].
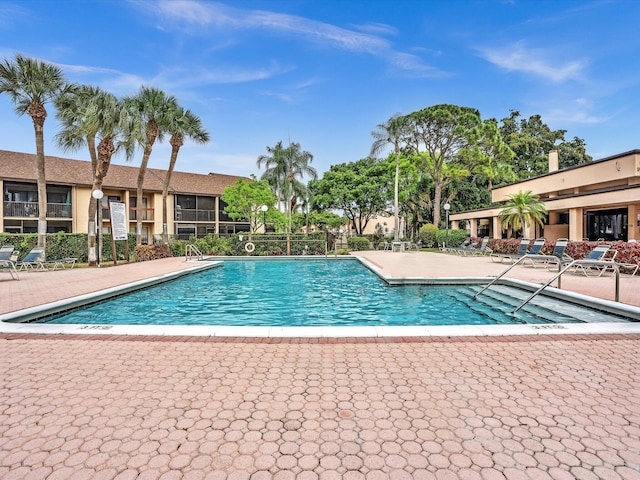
[1, 252, 640, 478]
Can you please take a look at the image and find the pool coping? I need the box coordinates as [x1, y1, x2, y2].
[1, 256, 639, 338]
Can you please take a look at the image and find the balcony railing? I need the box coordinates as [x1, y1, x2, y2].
[3, 201, 72, 218]
[175, 208, 216, 222]
[129, 207, 154, 221]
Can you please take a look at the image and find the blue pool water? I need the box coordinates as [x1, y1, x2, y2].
[36, 259, 628, 326]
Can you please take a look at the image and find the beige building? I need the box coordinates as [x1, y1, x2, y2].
[449, 150, 640, 242]
[0, 150, 250, 241]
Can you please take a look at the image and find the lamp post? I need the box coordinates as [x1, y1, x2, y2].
[92, 189, 104, 267]
[260, 204, 268, 233]
[444, 203, 451, 248]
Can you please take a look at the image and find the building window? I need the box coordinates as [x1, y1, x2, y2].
[586, 208, 627, 241]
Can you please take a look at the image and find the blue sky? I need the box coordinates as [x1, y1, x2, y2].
[1, 0, 639, 179]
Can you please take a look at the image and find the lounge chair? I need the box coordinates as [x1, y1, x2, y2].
[470, 237, 492, 256]
[0, 259, 19, 280]
[520, 238, 546, 266]
[43, 257, 77, 270]
[0, 245, 14, 261]
[449, 239, 478, 255]
[490, 238, 530, 263]
[15, 247, 46, 271]
[611, 260, 639, 277]
[569, 245, 614, 277]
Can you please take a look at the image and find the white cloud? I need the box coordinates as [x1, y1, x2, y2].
[0, 3, 28, 27]
[479, 42, 587, 83]
[352, 22, 398, 36]
[545, 107, 613, 125]
[136, 0, 444, 77]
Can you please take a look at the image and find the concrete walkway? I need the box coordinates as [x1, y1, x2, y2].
[1, 252, 639, 479]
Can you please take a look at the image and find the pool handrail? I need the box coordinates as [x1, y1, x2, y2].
[512, 260, 621, 313]
[475, 253, 623, 313]
[185, 244, 203, 261]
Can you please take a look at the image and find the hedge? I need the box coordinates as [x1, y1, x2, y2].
[0, 232, 139, 263]
[347, 236, 372, 251]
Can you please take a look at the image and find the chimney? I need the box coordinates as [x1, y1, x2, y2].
[548, 150, 559, 173]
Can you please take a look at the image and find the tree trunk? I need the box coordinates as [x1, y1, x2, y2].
[31, 112, 47, 248]
[87, 139, 115, 265]
[162, 139, 181, 244]
[433, 183, 443, 229]
[136, 143, 153, 246]
[394, 146, 400, 242]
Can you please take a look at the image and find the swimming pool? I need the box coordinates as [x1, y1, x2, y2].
[29, 258, 633, 327]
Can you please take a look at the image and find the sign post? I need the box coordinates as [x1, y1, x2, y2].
[108, 201, 130, 265]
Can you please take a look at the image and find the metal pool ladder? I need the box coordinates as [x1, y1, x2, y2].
[185, 244, 204, 261]
[474, 255, 621, 313]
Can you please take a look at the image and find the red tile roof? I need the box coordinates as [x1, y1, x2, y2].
[0, 150, 248, 195]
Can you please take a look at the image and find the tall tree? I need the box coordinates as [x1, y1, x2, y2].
[310, 158, 392, 235]
[125, 86, 176, 245]
[499, 190, 547, 237]
[402, 104, 482, 227]
[499, 110, 592, 179]
[55, 85, 131, 265]
[162, 106, 210, 242]
[469, 118, 516, 189]
[0, 54, 73, 247]
[221, 178, 277, 234]
[370, 113, 409, 241]
[257, 141, 317, 254]
[257, 141, 288, 212]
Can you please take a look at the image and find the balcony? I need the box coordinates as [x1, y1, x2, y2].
[175, 208, 216, 222]
[3, 201, 72, 219]
[129, 207, 155, 222]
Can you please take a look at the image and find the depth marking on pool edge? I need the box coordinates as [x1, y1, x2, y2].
[530, 324, 567, 329]
[78, 325, 114, 330]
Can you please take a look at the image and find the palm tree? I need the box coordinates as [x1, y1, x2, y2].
[55, 85, 131, 265]
[257, 141, 316, 254]
[370, 113, 408, 242]
[162, 106, 210, 242]
[499, 190, 547, 238]
[125, 86, 176, 245]
[0, 54, 73, 247]
[257, 141, 287, 211]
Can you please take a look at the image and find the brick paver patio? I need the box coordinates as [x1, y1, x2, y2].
[1, 252, 639, 479]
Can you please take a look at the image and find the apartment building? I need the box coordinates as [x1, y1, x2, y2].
[449, 149, 640, 242]
[0, 150, 250, 242]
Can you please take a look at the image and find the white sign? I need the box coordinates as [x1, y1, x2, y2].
[109, 201, 128, 241]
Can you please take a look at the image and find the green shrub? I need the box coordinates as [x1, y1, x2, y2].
[170, 240, 187, 256]
[347, 236, 371, 251]
[418, 223, 438, 248]
[435, 229, 468, 248]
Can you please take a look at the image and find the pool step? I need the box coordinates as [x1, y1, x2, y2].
[465, 285, 626, 324]
[454, 286, 574, 325]
[445, 287, 528, 325]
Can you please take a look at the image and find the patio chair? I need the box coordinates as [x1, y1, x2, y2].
[611, 260, 639, 277]
[490, 238, 530, 263]
[0, 245, 14, 261]
[43, 257, 77, 270]
[15, 247, 46, 271]
[520, 238, 546, 266]
[470, 237, 493, 256]
[449, 239, 477, 255]
[569, 245, 614, 277]
[0, 259, 19, 280]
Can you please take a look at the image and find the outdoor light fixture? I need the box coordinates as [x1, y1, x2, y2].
[92, 189, 104, 267]
[444, 203, 451, 248]
[260, 204, 268, 233]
